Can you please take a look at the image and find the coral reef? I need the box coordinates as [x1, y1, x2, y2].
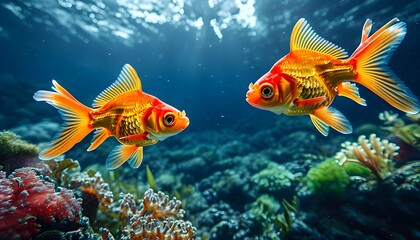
[70, 171, 114, 223]
[120, 189, 196, 239]
[0, 167, 82, 239]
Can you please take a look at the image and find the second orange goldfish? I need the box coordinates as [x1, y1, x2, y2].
[246, 18, 419, 136]
[34, 64, 189, 169]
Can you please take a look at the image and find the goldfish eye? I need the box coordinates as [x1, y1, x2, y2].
[163, 113, 175, 126]
[260, 84, 274, 99]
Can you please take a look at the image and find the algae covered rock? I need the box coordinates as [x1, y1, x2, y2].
[0, 130, 38, 161]
[251, 163, 295, 193]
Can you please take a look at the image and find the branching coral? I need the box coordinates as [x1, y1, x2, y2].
[138, 189, 185, 220]
[121, 189, 196, 240]
[0, 167, 82, 239]
[336, 134, 399, 180]
[122, 216, 196, 240]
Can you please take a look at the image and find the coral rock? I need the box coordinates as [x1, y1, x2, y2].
[0, 168, 82, 240]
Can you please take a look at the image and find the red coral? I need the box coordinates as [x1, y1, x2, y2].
[0, 168, 82, 240]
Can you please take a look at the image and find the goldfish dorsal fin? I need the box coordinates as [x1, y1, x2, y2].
[290, 18, 348, 59]
[93, 64, 142, 108]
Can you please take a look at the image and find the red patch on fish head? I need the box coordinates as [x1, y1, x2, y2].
[246, 71, 292, 114]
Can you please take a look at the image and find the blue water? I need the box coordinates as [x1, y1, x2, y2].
[1, 0, 419, 132]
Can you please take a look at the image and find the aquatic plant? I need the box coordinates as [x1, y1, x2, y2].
[274, 196, 300, 238]
[249, 194, 299, 239]
[251, 163, 295, 193]
[379, 111, 420, 149]
[336, 134, 399, 180]
[304, 158, 350, 195]
[0, 167, 82, 240]
[146, 164, 158, 192]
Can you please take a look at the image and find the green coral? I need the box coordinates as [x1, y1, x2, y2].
[252, 163, 295, 193]
[0, 130, 38, 161]
[304, 158, 350, 196]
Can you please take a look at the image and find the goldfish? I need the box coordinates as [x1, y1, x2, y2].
[246, 18, 419, 136]
[34, 64, 189, 169]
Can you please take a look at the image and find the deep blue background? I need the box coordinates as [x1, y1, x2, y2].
[0, 0, 419, 133]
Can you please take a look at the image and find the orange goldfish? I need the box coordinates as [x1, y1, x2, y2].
[34, 64, 189, 169]
[246, 18, 419, 136]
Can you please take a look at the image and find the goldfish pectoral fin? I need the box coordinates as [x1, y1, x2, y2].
[93, 64, 142, 108]
[34, 81, 93, 160]
[311, 107, 352, 134]
[351, 18, 420, 114]
[105, 144, 138, 170]
[290, 18, 348, 59]
[361, 19, 372, 43]
[309, 114, 329, 136]
[128, 147, 144, 168]
[87, 128, 111, 151]
[337, 82, 367, 106]
[294, 96, 327, 107]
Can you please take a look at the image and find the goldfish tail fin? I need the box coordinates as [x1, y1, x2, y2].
[351, 18, 419, 114]
[33, 80, 93, 160]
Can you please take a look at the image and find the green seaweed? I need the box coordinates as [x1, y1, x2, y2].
[146, 164, 158, 192]
[304, 158, 350, 196]
[273, 196, 299, 238]
[343, 161, 373, 178]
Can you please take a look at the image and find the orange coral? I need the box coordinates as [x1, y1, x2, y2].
[336, 134, 399, 180]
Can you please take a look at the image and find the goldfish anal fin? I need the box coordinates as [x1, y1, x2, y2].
[351, 18, 420, 114]
[93, 64, 142, 108]
[290, 18, 348, 59]
[294, 96, 326, 107]
[128, 147, 144, 168]
[309, 114, 329, 136]
[87, 128, 111, 151]
[33, 81, 93, 160]
[337, 82, 366, 106]
[105, 144, 138, 170]
[311, 106, 352, 135]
